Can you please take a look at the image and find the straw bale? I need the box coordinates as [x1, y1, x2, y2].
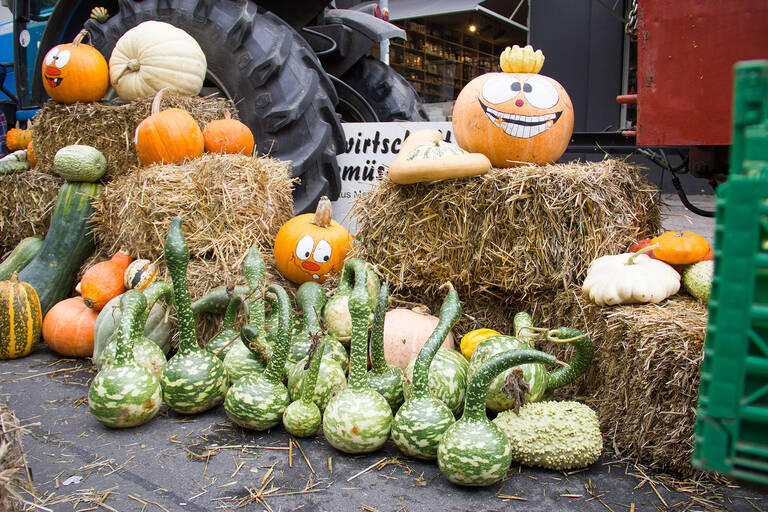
[0, 171, 63, 255]
[31, 92, 237, 181]
[0, 405, 35, 512]
[352, 159, 661, 303]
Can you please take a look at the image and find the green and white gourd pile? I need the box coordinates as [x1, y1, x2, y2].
[437, 349, 558, 487]
[364, 282, 405, 412]
[283, 335, 325, 437]
[391, 283, 460, 459]
[206, 290, 245, 360]
[160, 217, 229, 414]
[404, 344, 468, 417]
[88, 290, 162, 428]
[224, 284, 292, 430]
[290, 281, 348, 369]
[322, 258, 379, 347]
[322, 266, 392, 453]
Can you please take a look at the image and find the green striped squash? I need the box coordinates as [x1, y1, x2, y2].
[283, 336, 325, 437]
[0, 273, 42, 359]
[322, 258, 379, 346]
[364, 283, 405, 412]
[406, 141, 467, 160]
[404, 347, 468, 417]
[0, 237, 44, 281]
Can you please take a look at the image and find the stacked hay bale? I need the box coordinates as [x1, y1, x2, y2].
[0, 405, 36, 511]
[0, 171, 63, 254]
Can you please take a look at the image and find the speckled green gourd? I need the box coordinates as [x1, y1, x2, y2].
[403, 347, 468, 417]
[160, 218, 229, 414]
[322, 258, 379, 347]
[289, 282, 327, 365]
[54, 144, 107, 182]
[322, 270, 391, 453]
[287, 349, 347, 411]
[224, 325, 269, 383]
[391, 283, 460, 460]
[206, 291, 245, 360]
[437, 349, 558, 486]
[283, 337, 325, 437]
[88, 291, 162, 428]
[224, 285, 292, 431]
[95, 282, 174, 377]
[364, 283, 405, 412]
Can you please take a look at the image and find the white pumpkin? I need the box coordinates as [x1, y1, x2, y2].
[582, 250, 680, 306]
[109, 21, 207, 100]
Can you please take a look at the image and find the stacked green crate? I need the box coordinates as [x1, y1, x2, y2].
[693, 60, 768, 483]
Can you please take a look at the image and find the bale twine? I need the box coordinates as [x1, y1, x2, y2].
[0, 171, 63, 255]
[31, 92, 237, 181]
[0, 405, 35, 512]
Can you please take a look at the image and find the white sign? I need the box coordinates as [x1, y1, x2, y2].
[332, 122, 453, 233]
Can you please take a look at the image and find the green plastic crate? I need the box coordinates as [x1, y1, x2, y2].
[692, 60, 768, 484]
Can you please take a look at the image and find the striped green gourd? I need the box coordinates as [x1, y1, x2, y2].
[322, 258, 379, 347]
[191, 285, 250, 315]
[160, 218, 229, 414]
[406, 140, 467, 160]
[437, 349, 558, 487]
[391, 283, 460, 460]
[224, 284, 292, 430]
[364, 282, 405, 412]
[403, 347, 468, 417]
[289, 281, 347, 366]
[0, 237, 43, 281]
[283, 335, 325, 437]
[206, 290, 245, 360]
[322, 270, 392, 454]
[95, 282, 173, 377]
[287, 346, 347, 412]
[88, 290, 162, 428]
[224, 325, 269, 383]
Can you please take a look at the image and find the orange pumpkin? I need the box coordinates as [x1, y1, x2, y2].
[273, 196, 352, 284]
[202, 112, 254, 155]
[80, 249, 132, 311]
[452, 45, 574, 166]
[41, 29, 109, 104]
[6, 121, 33, 151]
[651, 231, 711, 265]
[135, 88, 204, 166]
[27, 141, 36, 168]
[42, 297, 99, 357]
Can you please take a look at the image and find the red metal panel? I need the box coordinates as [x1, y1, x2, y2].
[636, 0, 768, 146]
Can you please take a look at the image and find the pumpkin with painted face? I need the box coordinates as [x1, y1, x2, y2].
[42, 29, 109, 104]
[452, 45, 574, 167]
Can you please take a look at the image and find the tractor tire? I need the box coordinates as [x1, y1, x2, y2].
[85, 0, 344, 214]
[339, 56, 428, 122]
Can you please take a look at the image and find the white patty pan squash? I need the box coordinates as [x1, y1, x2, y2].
[108, 21, 207, 100]
[582, 248, 680, 306]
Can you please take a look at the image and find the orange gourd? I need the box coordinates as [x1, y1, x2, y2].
[27, 141, 36, 168]
[6, 121, 33, 151]
[80, 250, 132, 311]
[651, 231, 711, 265]
[41, 29, 109, 104]
[460, 328, 501, 360]
[452, 45, 574, 166]
[273, 196, 352, 284]
[134, 88, 204, 166]
[42, 297, 99, 357]
[202, 112, 254, 155]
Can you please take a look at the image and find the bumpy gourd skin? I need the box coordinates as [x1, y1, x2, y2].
[205, 292, 244, 360]
[161, 218, 228, 414]
[438, 349, 557, 486]
[404, 347, 468, 417]
[88, 291, 162, 428]
[322, 268, 391, 454]
[391, 284, 460, 460]
[364, 283, 405, 412]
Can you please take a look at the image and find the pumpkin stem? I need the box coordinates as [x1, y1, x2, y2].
[626, 243, 659, 265]
[72, 29, 90, 47]
[311, 196, 333, 228]
[151, 88, 170, 116]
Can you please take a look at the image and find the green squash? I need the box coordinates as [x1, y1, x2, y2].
[287, 350, 347, 412]
[283, 336, 325, 437]
[223, 325, 269, 383]
[206, 290, 245, 360]
[288, 281, 327, 366]
[54, 144, 107, 182]
[403, 347, 468, 417]
[437, 349, 558, 486]
[322, 258, 379, 347]
[364, 282, 405, 412]
[160, 218, 229, 414]
[0, 237, 43, 281]
[224, 284, 292, 431]
[88, 291, 162, 428]
[322, 267, 392, 454]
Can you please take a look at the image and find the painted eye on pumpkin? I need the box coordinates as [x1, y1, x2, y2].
[53, 50, 71, 68]
[523, 75, 559, 110]
[313, 240, 332, 263]
[44, 47, 59, 66]
[481, 75, 521, 104]
[295, 235, 314, 261]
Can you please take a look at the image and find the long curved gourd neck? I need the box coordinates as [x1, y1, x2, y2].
[140, 281, 173, 325]
[463, 349, 557, 421]
[369, 281, 389, 375]
[346, 259, 372, 388]
[240, 325, 269, 366]
[222, 290, 244, 331]
[336, 257, 366, 296]
[411, 283, 460, 398]
[513, 312, 536, 342]
[243, 247, 266, 338]
[545, 327, 594, 393]
[263, 284, 291, 383]
[296, 281, 326, 335]
[164, 217, 198, 355]
[300, 337, 325, 402]
[112, 290, 147, 366]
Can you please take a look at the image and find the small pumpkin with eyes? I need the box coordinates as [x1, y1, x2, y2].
[273, 196, 353, 284]
[452, 45, 574, 166]
[41, 29, 109, 104]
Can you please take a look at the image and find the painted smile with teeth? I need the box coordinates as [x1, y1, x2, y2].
[478, 99, 562, 139]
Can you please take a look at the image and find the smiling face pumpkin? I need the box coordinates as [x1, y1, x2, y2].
[41, 29, 109, 104]
[452, 47, 574, 167]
